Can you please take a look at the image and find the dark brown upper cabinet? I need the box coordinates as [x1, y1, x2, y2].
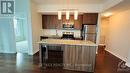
[42, 15, 83, 29]
[42, 14, 98, 29]
[83, 13, 98, 25]
[42, 15, 48, 29]
[42, 15, 53, 29]
[42, 15, 62, 29]
[74, 15, 83, 30]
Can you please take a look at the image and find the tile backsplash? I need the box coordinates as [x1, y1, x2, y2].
[42, 29, 81, 38]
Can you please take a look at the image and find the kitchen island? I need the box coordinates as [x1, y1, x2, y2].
[38, 39, 97, 72]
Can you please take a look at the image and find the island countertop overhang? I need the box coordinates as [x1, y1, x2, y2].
[38, 39, 97, 46]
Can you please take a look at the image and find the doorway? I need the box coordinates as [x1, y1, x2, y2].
[13, 17, 29, 53]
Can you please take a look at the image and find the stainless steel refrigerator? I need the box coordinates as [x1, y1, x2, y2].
[81, 24, 97, 43]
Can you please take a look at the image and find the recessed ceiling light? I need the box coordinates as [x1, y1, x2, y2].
[102, 12, 113, 17]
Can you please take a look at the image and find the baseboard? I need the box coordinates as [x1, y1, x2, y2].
[105, 49, 127, 62]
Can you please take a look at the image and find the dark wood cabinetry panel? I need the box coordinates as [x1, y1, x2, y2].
[42, 15, 53, 29]
[50, 16, 55, 29]
[42, 15, 83, 29]
[42, 15, 47, 29]
[74, 15, 83, 29]
[43, 14, 98, 29]
[62, 15, 67, 24]
[42, 15, 62, 29]
[55, 16, 62, 29]
[47, 16, 53, 28]
[83, 13, 98, 24]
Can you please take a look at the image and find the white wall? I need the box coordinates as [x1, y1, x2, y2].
[102, 9, 130, 62]
[31, 1, 42, 54]
[99, 18, 109, 45]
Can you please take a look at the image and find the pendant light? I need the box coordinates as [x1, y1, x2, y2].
[58, 11, 62, 20]
[74, 10, 78, 20]
[57, 9, 78, 20]
[66, 11, 70, 20]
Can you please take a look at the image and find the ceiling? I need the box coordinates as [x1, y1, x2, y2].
[32, 0, 106, 5]
[32, 0, 130, 15]
[104, 0, 130, 14]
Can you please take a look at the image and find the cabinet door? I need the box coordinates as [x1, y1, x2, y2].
[42, 15, 53, 29]
[74, 15, 83, 30]
[83, 13, 98, 24]
[62, 15, 67, 24]
[55, 16, 62, 29]
[63, 45, 96, 72]
[42, 15, 47, 29]
[42, 15, 58, 29]
[57, 20, 62, 29]
[42, 15, 83, 29]
[49, 15, 56, 29]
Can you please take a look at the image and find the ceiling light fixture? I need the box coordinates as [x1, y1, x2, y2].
[66, 11, 70, 20]
[58, 11, 62, 20]
[57, 9, 78, 20]
[74, 10, 78, 20]
[103, 12, 113, 17]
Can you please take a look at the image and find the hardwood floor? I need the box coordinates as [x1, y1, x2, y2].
[95, 46, 130, 73]
[0, 46, 130, 73]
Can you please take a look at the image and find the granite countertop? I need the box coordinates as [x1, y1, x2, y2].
[38, 39, 97, 46]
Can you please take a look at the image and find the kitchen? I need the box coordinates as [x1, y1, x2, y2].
[41, 13, 98, 41]
[38, 13, 99, 72]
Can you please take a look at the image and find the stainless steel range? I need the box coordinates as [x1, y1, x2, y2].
[61, 32, 75, 40]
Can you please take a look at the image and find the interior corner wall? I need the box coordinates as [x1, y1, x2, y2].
[99, 18, 109, 45]
[96, 14, 101, 45]
[31, 1, 42, 54]
[105, 9, 130, 61]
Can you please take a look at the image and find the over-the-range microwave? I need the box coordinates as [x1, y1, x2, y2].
[62, 23, 74, 29]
